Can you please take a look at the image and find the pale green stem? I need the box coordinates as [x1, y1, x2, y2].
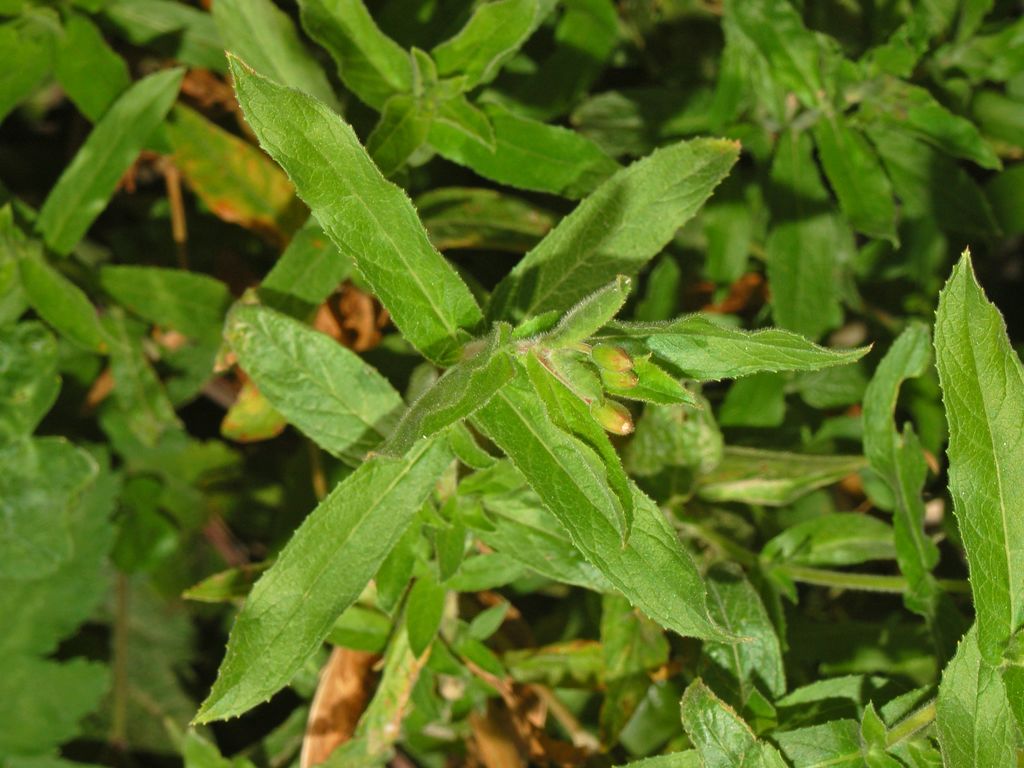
[886, 700, 937, 747]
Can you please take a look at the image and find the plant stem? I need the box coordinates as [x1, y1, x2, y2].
[681, 521, 971, 594]
[886, 700, 937, 747]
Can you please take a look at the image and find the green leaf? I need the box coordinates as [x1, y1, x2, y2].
[698, 448, 866, 506]
[0, 437, 97, 580]
[600, 316, 868, 381]
[429, 101, 619, 199]
[213, 0, 339, 109]
[542, 275, 632, 347]
[166, 105, 306, 244]
[718, 373, 786, 428]
[473, 374, 730, 641]
[463, 465, 612, 591]
[0, 11, 57, 125]
[607, 356, 697, 406]
[765, 130, 848, 339]
[229, 56, 483, 365]
[934, 251, 1024, 665]
[762, 513, 896, 567]
[869, 125, 999, 237]
[431, 0, 548, 89]
[0, 656, 108, 757]
[225, 304, 402, 463]
[36, 67, 184, 256]
[813, 114, 897, 242]
[19, 251, 108, 352]
[195, 436, 452, 723]
[366, 93, 433, 177]
[381, 325, 514, 457]
[0, 457, 117, 657]
[416, 187, 555, 253]
[102, 0, 225, 72]
[298, 0, 411, 110]
[700, 565, 786, 707]
[493, 0, 619, 120]
[405, 573, 446, 657]
[613, 755, 700, 768]
[54, 13, 131, 121]
[936, 625, 1018, 766]
[525, 352, 634, 538]
[680, 679, 789, 768]
[431, 93, 496, 154]
[489, 137, 738, 320]
[99, 266, 231, 342]
[724, 0, 824, 109]
[182, 563, 270, 604]
[863, 323, 963, 657]
[774, 719, 864, 768]
[328, 604, 391, 652]
[0, 322, 59, 446]
[259, 216, 352, 318]
[861, 79, 1000, 170]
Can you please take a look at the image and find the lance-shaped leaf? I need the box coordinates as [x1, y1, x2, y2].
[0, 11, 57, 125]
[680, 679, 789, 768]
[765, 129, 848, 340]
[298, 0, 411, 110]
[417, 187, 555, 253]
[762, 513, 896, 567]
[699, 565, 785, 707]
[813, 113, 897, 242]
[225, 304, 402, 463]
[366, 93, 434, 177]
[99, 265, 232, 343]
[195, 436, 452, 723]
[213, 0, 339, 109]
[36, 67, 184, 256]
[542, 275, 632, 348]
[472, 374, 730, 641]
[599, 316, 868, 380]
[773, 720, 865, 768]
[863, 323, 962, 658]
[102, 0, 224, 72]
[18, 250, 108, 352]
[229, 57, 483, 365]
[526, 352, 634, 539]
[934, 251, 1024, 665]
[461, 463, 613, 591]
[380, 325, 515, 457]
[488, 137, 738, 320]
[937, 625, 1017, 767]
[55, 12, 131, 122]
[430, 101, 619, 199]
[697, 447, 866, 506]
[166, 105, 306, 244]
[432, 0, 548, 89]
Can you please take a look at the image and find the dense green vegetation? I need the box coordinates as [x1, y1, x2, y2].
[2, 0, 1023, 766]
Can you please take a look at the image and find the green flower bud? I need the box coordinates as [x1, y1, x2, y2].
[590, 399, 634, 435]
[600, 368, 638, 390]
[591, 343, 634, 372]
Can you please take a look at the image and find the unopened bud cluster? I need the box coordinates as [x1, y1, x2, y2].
[579, 343, 636, 435]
